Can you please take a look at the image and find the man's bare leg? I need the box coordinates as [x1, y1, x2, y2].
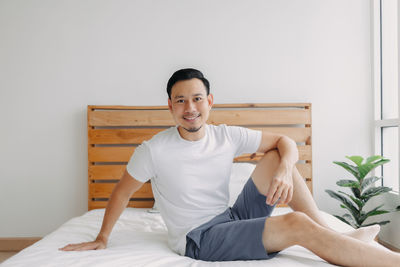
[262, 212, 400, 267]
[251, 150, 380, 242]
[289, 158, 380, 242]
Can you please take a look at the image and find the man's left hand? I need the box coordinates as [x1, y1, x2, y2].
[266, 162, 294, 205]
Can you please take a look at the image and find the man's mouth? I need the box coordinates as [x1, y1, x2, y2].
[183, 114, 200, 122]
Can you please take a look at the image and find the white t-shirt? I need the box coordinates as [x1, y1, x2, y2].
[126, 124, 262, 255]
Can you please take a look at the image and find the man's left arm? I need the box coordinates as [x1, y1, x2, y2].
[257, 131, 299, 205]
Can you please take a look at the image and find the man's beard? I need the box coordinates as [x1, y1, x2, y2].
[182, 125, 203, 133]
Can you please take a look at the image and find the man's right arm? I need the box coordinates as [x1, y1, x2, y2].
[59, 170, 144, 251]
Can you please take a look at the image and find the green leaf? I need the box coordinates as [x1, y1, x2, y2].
[326, 190, 349, 205]
[346, 156, 364, 167]
[361, 176, 381, 192]
[358, 159, 390, 179]
[342, 213, 358, 227]
[338, 190, 364, 210]
[336, 179, 360, 188]
[361, 186, 392, 202]
[351, 187, 361, 198]
[333, 161, 360, 179]
[326, 190, 360, 222]
[365, 155, 384, 164]
[365, 209, 390, 217]
[358, 204, 390, 224]
[333, 215, 355, 227]
[342, 213, 355, 222]
[362, 221, 391, 227]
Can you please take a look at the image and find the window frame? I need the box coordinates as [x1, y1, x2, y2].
[372, 0, 400, 194]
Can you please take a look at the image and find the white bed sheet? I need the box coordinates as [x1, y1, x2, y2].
[2, 207, 384, 267]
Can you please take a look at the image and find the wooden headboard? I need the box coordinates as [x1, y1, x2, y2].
[87, 103, 312, 210]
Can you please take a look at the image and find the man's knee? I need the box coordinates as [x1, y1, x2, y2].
[262, 211, 317, 251]
[265, 212, 314, 236]
[284, 211, 311, 225]
[282, 212, 318, 242]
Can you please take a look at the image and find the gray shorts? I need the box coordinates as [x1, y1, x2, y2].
[185, 177, 278, 261]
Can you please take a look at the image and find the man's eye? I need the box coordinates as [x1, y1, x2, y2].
[194, 97, 202, 102]
[177, 99, 184, 103]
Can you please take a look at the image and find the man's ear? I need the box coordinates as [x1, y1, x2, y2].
[207, 93, 214, 110]
[168, 98, 173, 112]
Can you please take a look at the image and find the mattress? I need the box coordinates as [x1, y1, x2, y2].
[2, 207, 382, 267]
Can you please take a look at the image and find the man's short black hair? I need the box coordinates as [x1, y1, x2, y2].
[166, 68, 210, 99]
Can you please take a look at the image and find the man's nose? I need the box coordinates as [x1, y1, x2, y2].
[184, 101, 195, 112]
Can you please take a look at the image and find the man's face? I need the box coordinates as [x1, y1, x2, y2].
[168, 78, 213, 140]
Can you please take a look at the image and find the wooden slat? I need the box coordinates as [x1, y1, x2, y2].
[89, 165, 126, 180]
[127, 201, 154, 208]
[208, 110, 311, 125]
[88, 107, 94, 210]
[88, 180, 312, 196]
[88, 163, 312, 180]
[252, 127, 311, 143]
[88, 146, 135, 162]
[89, 110, 175, 127]
[305, 104, 312, 145]
[89, 183, 152, 199]
[89, 145, 311, 163]
[88, 109, 311, 127]
[89, 127, 311, 144]
[89, 128, 165, 144]
[89, 103, 310, 110]
[89, 145, 310, 163]
[89, 200, 155, 210]
[213, 103, 311, 108]
[89, 105, 168, 110]
[234, 145, 311, 162]
[232, 154, 261, 162]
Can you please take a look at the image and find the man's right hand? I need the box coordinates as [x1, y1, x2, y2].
[59, 237, 107, 251]
[59, 170, 143, 252]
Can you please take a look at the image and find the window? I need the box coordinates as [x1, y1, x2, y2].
[373, 0, 399, 193]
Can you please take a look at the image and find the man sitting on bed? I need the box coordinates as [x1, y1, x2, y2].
[61, 68, 400, 266]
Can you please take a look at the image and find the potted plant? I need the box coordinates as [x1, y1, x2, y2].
[326, 155, 399, 228]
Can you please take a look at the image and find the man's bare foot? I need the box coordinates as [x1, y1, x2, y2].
[344, 224, 380, 243]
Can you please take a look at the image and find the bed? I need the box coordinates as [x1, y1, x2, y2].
[2, 103, 383, 266]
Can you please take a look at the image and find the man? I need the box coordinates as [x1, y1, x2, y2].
[61, 68, 400, 266]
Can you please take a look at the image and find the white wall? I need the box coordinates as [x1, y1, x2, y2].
[0, 0, 373, 237]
